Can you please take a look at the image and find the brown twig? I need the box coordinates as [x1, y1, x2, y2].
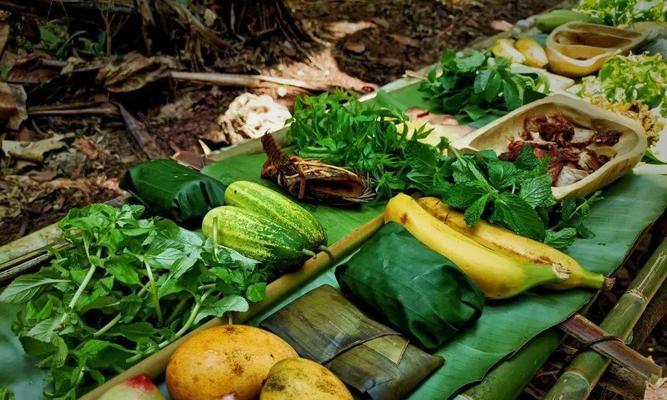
[169, 70, 324, 91]
[112, 101, 163, 160]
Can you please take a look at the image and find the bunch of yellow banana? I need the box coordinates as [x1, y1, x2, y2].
[384, 194, 610, 299]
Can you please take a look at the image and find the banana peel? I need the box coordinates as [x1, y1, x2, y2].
[416, 197, 613, 290]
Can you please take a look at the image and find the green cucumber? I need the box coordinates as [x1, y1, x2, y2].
[203, 206, 314, 274]
[224, 181, 327, 247]
[535, 9, 594, 32]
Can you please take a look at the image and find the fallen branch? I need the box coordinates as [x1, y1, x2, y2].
[29, 104, 119, 117]
[113, 101, 163, 160]
[169, 71, 324, 91]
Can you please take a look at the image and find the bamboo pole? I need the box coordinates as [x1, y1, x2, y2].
[544, 238, 667, 400]
[81, 214, 384, 400]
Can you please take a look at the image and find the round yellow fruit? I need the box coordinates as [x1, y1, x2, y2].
[166, 325, 298, 400]
[260, 358, 353, 400]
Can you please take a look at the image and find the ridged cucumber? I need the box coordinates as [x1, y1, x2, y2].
[202, 206, 313, 273]
[224, 181, 327, 247]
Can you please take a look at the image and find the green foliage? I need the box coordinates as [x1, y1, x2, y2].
[0, 204, 267, 399]
[578, 53, 667, 116]
[419, 49, 549, 123]
[576, 0, 666, 25]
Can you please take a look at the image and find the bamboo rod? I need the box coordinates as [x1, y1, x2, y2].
[560, 314, 661, 380]
[544, 238, 667, 400]
[169, 71, 322, 91]
[80, 214, 384, 400]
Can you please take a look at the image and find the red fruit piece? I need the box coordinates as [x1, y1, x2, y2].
[99, 374, 165, 400]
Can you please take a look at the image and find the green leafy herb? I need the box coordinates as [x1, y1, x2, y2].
[0, 387, 14, 400]
[419, 49, 549, 123]
[545, 191, 604, 250]
[578, 53, 667, 116]
[0, 204, 267, 399]
[287, 90, 435, 198]
[576, 0, 666, 25]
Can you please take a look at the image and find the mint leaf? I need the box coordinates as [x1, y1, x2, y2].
[464, 193, 490, 226]
[443, 182, 488, 208]
[487, 161, 517, 189]
[545, 228, 577, 250]
[490, 193, 545, 240]
[519, 175, 556, 208]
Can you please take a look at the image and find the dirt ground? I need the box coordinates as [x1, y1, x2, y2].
[0, 0, 563, 245]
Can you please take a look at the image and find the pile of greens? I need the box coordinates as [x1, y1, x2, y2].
[287, 92, 594, 249]
[419, 49, 549, 124]
[576, 0, 666, 25]
[578, 53, 667, 116]
[0, 204, 267, 399]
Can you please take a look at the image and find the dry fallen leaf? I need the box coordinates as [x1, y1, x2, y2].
[0, 82, 27, 130]
[0, 22, 9, 58]
[344, 40, 366, 54]
[97, 52, 180, 92]
[389, 33, 420, 48]
[2, 133, 71, 162]
[490, 20, 514, 32]
[644, 377, 667, 400]
[72, 137, 99, 160]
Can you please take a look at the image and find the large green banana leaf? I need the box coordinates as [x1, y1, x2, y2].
[202, 155, 667, 399]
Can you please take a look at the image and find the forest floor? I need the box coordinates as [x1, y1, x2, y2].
[0, 1, 663, 399]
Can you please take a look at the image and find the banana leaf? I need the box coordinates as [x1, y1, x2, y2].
[120, 159, 227, 225]
[202, 155, 667, 399]
[261, 285, 444, 400]
[336, 222, 484, 351]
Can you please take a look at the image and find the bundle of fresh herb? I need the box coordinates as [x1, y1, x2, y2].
[578, 53, 667, 116]
[0, 204, 267, 399]
[419, 49, 549, 124]
[576, 0, 666, 25]
[287, 90, 432, 198]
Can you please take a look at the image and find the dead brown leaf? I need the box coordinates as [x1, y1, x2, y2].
[343, 40, 366, 54]
[72, 137, 99, 160]
[644, 377, 667, 400]
[97, 52, 180, 92]
[388, 33, 420, 48]
[0, 22, 9, 58]
[2, 133, 71, 162]
[490, 19, 514, 32]
[0, 83, 27, 130]
[25, 169, 58, 182]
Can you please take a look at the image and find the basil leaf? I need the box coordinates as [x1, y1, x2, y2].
[464, 193, 490, 227]
[490, 193, 545, 240]
[0, 273, 69, 304]
[443, 182, 488, 208]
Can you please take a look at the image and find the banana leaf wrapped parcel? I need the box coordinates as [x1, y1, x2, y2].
[261, 285, 443, 400]
[120, 159, 226, 224]
[337, 222, 484, 350]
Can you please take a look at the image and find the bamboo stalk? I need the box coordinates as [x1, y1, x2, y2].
[560, 314, 661, 380]
[544, 238, 667, 400]
[80, 214, 384, 400]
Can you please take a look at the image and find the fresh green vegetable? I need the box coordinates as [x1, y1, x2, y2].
[202, 206, 320, 275]
[287, 90, 432, 198]
[0, 388, 14, 400]
[224, 181, 327, 246]
[578, 53, 667, 116]
[545, 191, 604, 250]
[419, 49, 549, 124]
[576, 0, 666, 25]
[535, 9, 595, 32]
[0, 204, 267, 399]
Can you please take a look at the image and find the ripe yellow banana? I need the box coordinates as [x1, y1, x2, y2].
[416, 197, 612, 290]
[385, 193, 570, 299]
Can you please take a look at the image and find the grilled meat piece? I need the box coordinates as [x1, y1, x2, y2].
[592, 130, 621, 146]
[523, 113, 574, 145]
